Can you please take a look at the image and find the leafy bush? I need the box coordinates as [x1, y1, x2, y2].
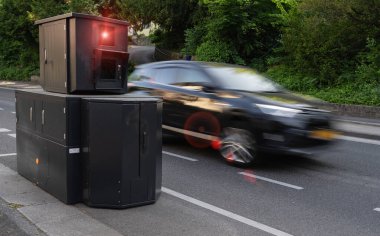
[196, 40, 244, 64]
[279, 0, 380, 87]
[265, 65, 317, 91]
[309, 83, 380, 106]
[0, 65, 38, 81]
[266, 65, 380, 106]
[184, 0, 285, 65]
[355, 38, 380, 84]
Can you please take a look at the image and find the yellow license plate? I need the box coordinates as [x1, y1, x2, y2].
[310, 130, 338, 140]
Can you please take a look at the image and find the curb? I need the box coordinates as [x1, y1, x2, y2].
[334, 118, 380, 127]
[0, 163, 123, 236]
[318, 102, 380, 120]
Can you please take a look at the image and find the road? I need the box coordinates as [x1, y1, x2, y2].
[1, 88, 380, 236]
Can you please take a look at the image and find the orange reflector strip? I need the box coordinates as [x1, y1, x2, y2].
[35, 158, 39, 165]
[310, 130, 338, 140]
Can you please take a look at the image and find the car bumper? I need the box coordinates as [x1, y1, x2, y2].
[257, 128, 338, 156]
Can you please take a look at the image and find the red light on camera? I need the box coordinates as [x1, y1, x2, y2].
[101, 31, 109, 39]
[98, 26, 115, 46]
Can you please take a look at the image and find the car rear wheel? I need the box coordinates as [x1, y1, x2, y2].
[184, 111, 221, 149]
[220, 127, 257, 166]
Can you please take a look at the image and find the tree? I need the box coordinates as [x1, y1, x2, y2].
[117, 0, 199, 49]
[279, 0, 380, 86]
[0, 0, 39, 80]
[0, 0, 119, 80]
[184, 0, 288, 67]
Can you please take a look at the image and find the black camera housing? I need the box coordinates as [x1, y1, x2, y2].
[36, 13, 129, 94]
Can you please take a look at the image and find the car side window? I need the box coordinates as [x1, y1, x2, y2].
[175, 68, 211, 85]
[129, 68, 155, 81]
[154, 68, 177, 85]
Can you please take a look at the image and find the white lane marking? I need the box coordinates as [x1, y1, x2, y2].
[0, 153, 16, 157]
[162, 187, 293, 236]
[8, 133, 16, 138]
[0, 128, 11, 132]
[337, 136, 380, 146]
[11, 111, 15, 114]
[374, 208, 380, 212]
[0, 108, 3, 111]
[238, 172, 304, 190]
[163, 151, 198, 162]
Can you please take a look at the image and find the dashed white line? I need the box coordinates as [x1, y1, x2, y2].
[238, 172, 304, 190]
[337, 136, 380, 146]
[8, 133, 16, 138]
[162, 187, 293, 236]
[163, 151, 198, 162]
[374, 208, 380, 212]
[0, 128, 11, 132]
[0, 107, 3, 111]
[11, 111, 15, 114]
[0, 153, 16, 157]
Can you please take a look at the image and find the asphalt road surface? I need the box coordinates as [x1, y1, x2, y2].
[1, 88, 379, 236]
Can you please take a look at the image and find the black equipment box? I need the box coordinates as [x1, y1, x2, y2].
[35, 13, 129, 94]
[16, 89, 162, 207]
[16, 89, 82, 204]
[81, 98, 162, 208]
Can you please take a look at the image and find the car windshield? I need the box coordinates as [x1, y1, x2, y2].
[205, 66, 282, 93]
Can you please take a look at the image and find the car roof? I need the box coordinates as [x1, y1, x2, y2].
[135, 60, 245, 70]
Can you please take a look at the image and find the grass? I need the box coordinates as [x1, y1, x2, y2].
[266, 66, 380, 106]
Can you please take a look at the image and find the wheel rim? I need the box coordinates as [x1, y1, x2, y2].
[220, 128, 255, 164]
[184, 112, 221, 149]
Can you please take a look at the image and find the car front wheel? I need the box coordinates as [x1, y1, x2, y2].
[220, 127, 257, 166]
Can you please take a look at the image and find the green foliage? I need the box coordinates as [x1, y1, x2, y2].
[182, 24, 206, 56]
[0, 0, 38, 80]
[184, 0, 290, 66]
[0, 0, 378, 106]
[118, 0, 199, 49]
[0, 65, 38, 81]
[196, 40, 244, 64]
[355, 38, 380, 84]
[266, 65, 317, 92]
[267, 65, 380, 106]
[307, 83, 380, 106]
[278, 0, 380, 87]
[0, 0, 112, 80]
[68, 0, 99, 15]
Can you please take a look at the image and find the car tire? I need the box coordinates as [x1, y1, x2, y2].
[183, 111, 221, 149]
[220, 126, 257, 166]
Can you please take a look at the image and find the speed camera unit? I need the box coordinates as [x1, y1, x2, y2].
[35, 13, 129, 94]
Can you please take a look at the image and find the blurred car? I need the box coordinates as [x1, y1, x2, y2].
[128, 61, 337, 165]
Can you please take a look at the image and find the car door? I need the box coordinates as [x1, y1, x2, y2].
[169, 67, 224, 143]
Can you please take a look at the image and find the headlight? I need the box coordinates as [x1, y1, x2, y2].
[255, 104, 302, 118]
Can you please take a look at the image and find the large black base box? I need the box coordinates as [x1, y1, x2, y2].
[16, 89, 162, 208]
[81, 98, 162, 208]
[16, 89, 82, 204]
[16, 128, 82, 204]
